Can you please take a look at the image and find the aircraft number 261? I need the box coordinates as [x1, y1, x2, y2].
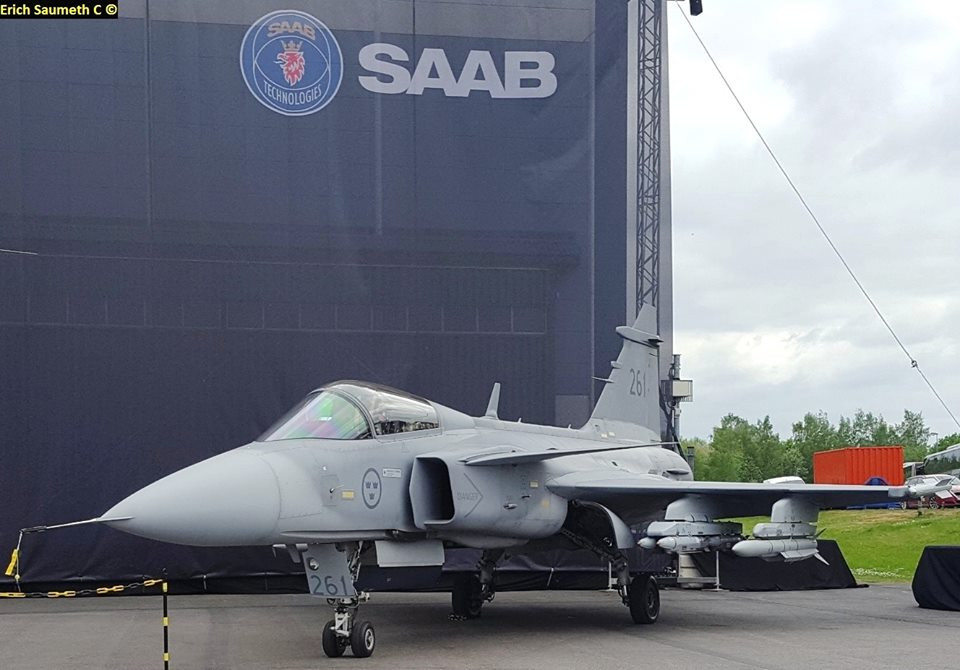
[309, 574, 351, 597]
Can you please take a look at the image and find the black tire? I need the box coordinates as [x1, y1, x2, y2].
[321, 619, 347, 658]
[929, 498, 940, 510]
[899, 501, 908, 510]
[350, 620, 376, 658]
[628, 575, 660, 625]
[451, 574, 483, 619]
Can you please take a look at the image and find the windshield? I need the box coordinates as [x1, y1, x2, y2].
[260, 390, 372, 441]
[330, 381, 439, 436]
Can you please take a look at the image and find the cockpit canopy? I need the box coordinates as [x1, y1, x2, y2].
[259, 381, 439, 441]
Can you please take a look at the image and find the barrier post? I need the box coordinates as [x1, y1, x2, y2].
[162, 580, 169, 669]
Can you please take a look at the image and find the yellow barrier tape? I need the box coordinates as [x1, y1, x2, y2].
[0, 592, 25, 598]
[4, 548, 17, 577]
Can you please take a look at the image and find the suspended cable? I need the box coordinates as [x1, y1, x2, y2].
[674, 4, 960, 431]
[0, 248, 37, 256]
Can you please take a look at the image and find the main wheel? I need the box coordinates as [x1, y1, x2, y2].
[451, 574, 483, 619]
[350, 620, 376, 658]
[628, 575, 660, 625]
[929, 497, 941, 510]
[899, 500, 908, 510]
[321, 619, 347, 658]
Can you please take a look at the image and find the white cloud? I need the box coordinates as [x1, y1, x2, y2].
[666, 1, 960, 439]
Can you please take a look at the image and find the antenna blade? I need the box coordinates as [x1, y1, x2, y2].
[484, 382, 501, 419]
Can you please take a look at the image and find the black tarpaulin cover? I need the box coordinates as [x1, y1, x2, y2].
[690, 540, 860, 591]
[0, 0, 639, 589]
[912, 546, 960, 610]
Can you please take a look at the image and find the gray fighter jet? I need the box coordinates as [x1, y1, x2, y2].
[98, 314, 904, 658]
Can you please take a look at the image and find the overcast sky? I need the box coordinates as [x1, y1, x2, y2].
[666, 1, 960, 441]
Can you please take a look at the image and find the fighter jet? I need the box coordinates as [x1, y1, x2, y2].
[95, 313, 904, 658]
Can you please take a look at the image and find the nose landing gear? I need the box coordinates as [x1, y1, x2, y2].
[322, 595, 376, 658]
[295, 542, 377, 658]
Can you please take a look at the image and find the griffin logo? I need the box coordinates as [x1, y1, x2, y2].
[277, 40, 305, 86]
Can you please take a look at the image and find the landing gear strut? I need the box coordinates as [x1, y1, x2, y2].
[560, 525, 662, 626]
[322, 594, 376, 658]
[451, 549, 502, 619]
[304, 542, 376, 659]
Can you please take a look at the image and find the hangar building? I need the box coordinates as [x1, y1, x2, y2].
[0, 0, 672, 584]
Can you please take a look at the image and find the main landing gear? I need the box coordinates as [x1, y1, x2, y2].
[559, 524, 661, 626]
[451, 550, 501, 620]
[625, 574, 660, 624]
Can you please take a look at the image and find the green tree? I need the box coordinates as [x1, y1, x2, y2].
[691, 408, 936, 483]
[779, 442, 806, 479]
[699, 414, 787, 482]
[837, 410, 897, 447]
[698, 414, 744, 481]
[787, 412, 838, 481]
[740, 416, 784, 481]
[893, 410, 931, 463]
[931, 432, 960, 453]
[680, 436, 711, 480]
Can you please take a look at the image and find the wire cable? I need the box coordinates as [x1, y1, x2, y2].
[674, 4, 960, 431]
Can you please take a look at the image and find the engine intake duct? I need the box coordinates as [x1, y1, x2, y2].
[409, 452, 567, 541]
[409, 457, 455, 524]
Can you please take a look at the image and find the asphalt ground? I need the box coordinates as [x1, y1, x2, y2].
[0, 584, 951, 669]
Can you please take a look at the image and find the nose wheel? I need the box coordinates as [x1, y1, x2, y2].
[350, 620, 376, 658]
[321, 595, 376, 658]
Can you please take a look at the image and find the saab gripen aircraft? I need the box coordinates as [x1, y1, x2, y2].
[87, 314, 904, 658]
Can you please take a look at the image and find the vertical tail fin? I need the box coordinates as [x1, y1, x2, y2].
[588, 310, 661, 437]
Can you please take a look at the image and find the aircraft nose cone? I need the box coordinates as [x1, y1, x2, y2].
[104, 449, 280, 546]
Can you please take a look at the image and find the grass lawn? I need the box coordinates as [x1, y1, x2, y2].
[734, 509, 960, 583]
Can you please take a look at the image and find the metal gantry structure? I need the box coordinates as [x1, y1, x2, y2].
[635, 0, 663, 315]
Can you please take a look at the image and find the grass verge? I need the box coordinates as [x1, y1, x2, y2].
[734, 509, 960, 583]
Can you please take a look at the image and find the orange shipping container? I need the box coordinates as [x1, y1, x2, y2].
[812, 446, 904, 486]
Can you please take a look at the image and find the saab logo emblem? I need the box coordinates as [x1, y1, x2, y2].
[362, 468, 382, 509]
[239, 10, 343, 116]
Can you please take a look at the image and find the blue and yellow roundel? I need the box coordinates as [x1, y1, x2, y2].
[239, 10, 343, 116]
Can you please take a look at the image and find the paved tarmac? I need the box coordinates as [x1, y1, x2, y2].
[0, 584, 952, 669]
